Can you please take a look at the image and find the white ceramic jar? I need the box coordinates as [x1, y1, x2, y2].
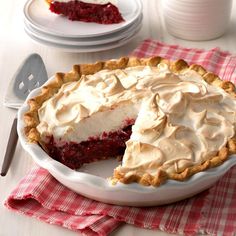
[162, 0, 233, 40]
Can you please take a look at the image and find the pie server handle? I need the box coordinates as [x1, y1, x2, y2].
[1, 118, 18, 176]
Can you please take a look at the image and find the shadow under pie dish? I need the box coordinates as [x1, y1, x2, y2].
[19, 56, 236, 206]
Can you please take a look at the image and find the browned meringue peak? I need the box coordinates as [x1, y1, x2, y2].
[118, 140, 166, 175]
[131, 93, 167, 144]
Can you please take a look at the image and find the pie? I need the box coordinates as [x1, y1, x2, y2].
[45, 0, 124, 24]
[24, 56, 236, 186]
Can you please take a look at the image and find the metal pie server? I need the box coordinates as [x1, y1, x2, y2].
[1, 53, 48, 176]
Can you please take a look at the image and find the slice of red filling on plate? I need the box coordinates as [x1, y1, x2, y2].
[49, 0, 124, 24]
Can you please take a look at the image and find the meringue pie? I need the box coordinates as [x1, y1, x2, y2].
[24, 57, 236, 186]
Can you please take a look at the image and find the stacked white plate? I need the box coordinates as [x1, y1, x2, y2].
[23, 0, 143, 52]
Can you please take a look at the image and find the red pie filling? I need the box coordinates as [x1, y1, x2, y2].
[49, 1, 124, 24]
[43, 124, 132, 169]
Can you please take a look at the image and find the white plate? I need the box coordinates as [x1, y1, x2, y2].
[24, 14, 143, 46]
[17, 76, 236, 206]
[24, 22, 142, 52]
[24, 0, 143, 38]
[24, 6, 143, 40]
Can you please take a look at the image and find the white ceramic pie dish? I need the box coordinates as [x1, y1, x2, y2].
[17, 76, 236, 206]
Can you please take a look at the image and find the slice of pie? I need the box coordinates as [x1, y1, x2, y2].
[24, 57, 236, 186]
[45, 0, 124, 24]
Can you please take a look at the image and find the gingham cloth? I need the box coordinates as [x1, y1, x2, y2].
[5, 40, 236, 236]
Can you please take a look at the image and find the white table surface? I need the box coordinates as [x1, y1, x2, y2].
[0, 0, 236, 236]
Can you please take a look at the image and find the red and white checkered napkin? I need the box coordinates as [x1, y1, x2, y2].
[5, 40, 236, 236]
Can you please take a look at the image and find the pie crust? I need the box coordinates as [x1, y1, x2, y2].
[24, 56, 236, 186]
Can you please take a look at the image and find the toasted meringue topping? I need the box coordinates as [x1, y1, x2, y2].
[37, 63, 236, 175]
